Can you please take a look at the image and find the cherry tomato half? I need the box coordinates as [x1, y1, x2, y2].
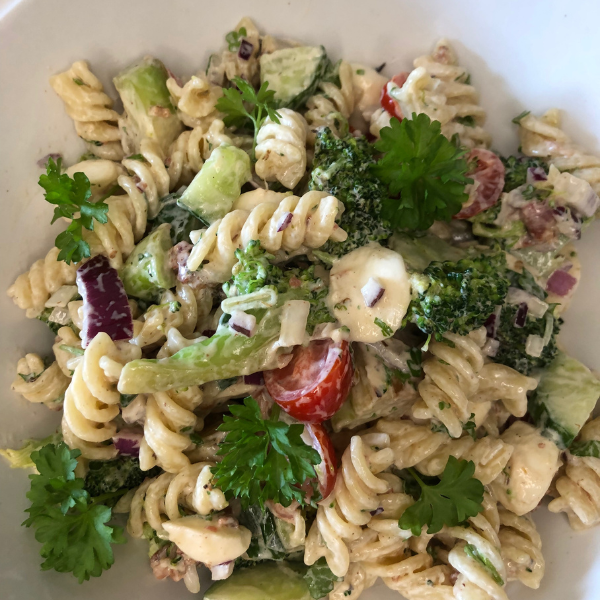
[264, 339, 353, 423]
[305, 423, 338, 500]
[454, 148, 506, 219]
[380, 72, 409, 120]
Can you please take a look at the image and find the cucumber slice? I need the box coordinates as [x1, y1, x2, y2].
[178, 145, 251, 225]
[529, 351, 600, 449]
[205, 563, 311, 600]
[260, 46, 329, 110]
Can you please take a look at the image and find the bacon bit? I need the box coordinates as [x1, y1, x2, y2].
[546, 269, 577, 297]
[133, 175, 148, 193]
[149, 105, 171, 118]
[150, 545, 197, 583]
[207, 526, 218, 532]
[521, 201, 557, 242]
[289, 277, 302, 288]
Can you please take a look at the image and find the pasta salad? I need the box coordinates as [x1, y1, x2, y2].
[4, 16, 600, 600]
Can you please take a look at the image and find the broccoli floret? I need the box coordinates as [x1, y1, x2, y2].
[84, 456, 160, 501]
[501, 155, 548, 192]
[492, 269, 561, 375]
[309, 128, 391, 255]
[224, 241, 335, 333]
[406, 253, 509, 338]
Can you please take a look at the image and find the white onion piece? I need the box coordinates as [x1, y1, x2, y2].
[221, 288, 278, 313]
[506, 287, 549, 319]
[122, 395, 146, 425]
[278, 300, 310, 347]
[542, 313, 554, 346]
[229, 310, 257, 337]
[525, 335, 545, 358]
[48, 306, 72, 326]
[210, 562, 235, 581]
[45, 285, 79, 308]
[361, 277, 385, 308]
[482, 338, 500, 357]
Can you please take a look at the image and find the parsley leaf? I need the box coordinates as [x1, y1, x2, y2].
[374, 317, 393, 338]
[225, 26, 247, 51]
[212, 397, 321, 508]
[399, 456, 484, 535]
[39, 157, 109, 264]
[373, 113, 473, 231]
[23, 443, 125, 582]
[464, 544, 504, 585]
[215, 77, 281, 159]
[569, 440, 600, 458]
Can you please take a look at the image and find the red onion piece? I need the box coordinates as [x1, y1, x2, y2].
[276, 212, 293, 232]
[370, 507, 384, 516]
[76, 255, 133, 347]
[546, 269, 577, 297]
[229, 310, 256, 337]
[113, 429, 143, 456]
[37, 153, 62, 168]
[244, 372, 264, 386]
[238, 40, 254, 60]
[526, 166, 548, 184]
[361, 277, 385, 308]
[514, 303, 529, 328]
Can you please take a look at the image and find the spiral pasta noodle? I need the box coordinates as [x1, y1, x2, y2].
[166, 73, 223, 129]
[304, 433, 395, 577]
[518, 109, 600, 193]
[139, 385, 204, 473]
[52, 326, 83, 377]
[397, 40, 490, 149]
[62, 332, 142, 460]
[50, 60, 124, 161]
[11, 354, 69, 407]
[305, 60, 355, 143]
[7, 247, 78, 318]
[186, 191, 347, 283]
[548, 417, 600, 530]
[255, 108, 308, 189]
[498, 509, 545, 589]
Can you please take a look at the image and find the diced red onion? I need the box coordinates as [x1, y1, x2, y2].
[484, 306, 502, 338]
[229, 310, 256, 337]
[244, 372, 264, 386]
[546, 269, 577, 297]
[482, 338, 500, 357]
[361, 277, 385, 308]
[526, 167, 547, 184]
[514, 303, 529, 328]
[506, 287, 549, 318]
[276, 212, 293, 232]
[113, 429, 143, 456]
[166, 68, 183, 87]
[370, 507, 384, 516]
[202, 329, 216, 337]
[76, 255, 133, 347]
[238, 40, 254, 60]
[37, 153, 62, 168]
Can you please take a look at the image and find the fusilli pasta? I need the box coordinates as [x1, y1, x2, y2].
[166, 73, 223, 129]
[304, 433, 395, 577]
[186, 191, 347, 283]
[255, 108, 308, 189]
[52, 326, 83, 377]
[50, 60, 124, 160]
[62, 332, 142, 460]
[11, 354, 69, 408]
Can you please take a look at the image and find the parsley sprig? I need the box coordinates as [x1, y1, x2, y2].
[373, 113, 473, 231]
[399, 456, 484, 535]
[212, 397, 321, 508]
[39, 157, 110, 264]
[225, 26, 247, 51]
[23, 443, 125, 583]
[215, 77, 281, 159]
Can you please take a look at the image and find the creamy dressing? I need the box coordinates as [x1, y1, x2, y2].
[350, 63, 388, 121]
[327, 244, 411, 342]
[490, 421, 561, 516]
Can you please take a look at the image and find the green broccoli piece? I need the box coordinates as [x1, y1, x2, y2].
[407, 253, 509, 338]
[309, 128, 391, 255]
[84, 456, 160, 502]
[492, 269, 561, 375]
[501, 155, 548, 192]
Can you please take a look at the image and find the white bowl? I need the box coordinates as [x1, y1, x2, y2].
[1, 1, 599, 599]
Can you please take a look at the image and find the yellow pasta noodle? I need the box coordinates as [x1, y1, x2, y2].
[11, 354, 69, 408]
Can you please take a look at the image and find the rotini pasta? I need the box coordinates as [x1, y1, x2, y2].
[255, 108, 308, 189]
[166, 73, 223, 129]
[7, 247, 78, 318]
[304, 433, 395, 577]
[305, 60, 355, 143]
[62, 332, 142, 460]
[397, 39, 491, 148]
[548, 417, 600, 530]
[139, 385, 204, 473]
[518, 109, 600, 193]
[498, 509, 545, 589]
[11, 354, 69, 408]
[52, 325, 83, 377]
[186, 191, 347, 283]
[50, 60, 124, 160]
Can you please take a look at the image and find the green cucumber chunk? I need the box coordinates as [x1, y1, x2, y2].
[178, 145, 251, 224]
[121, 223, 176, 301]
[205, 562, 311, 600]
[529, 351, 600, 449]
[148, 193, 202, 244]
[260, 46, 329, 110]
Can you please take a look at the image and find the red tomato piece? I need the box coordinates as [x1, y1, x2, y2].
[264, 339, 353, 423]
[305, 423, 338, 500]
[380, 71, 409, 120]
[454, 148, 506, 219]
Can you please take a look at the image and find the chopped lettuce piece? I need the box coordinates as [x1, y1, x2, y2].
[0, 432, 62, 469]
[388, 232, 466, 272]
